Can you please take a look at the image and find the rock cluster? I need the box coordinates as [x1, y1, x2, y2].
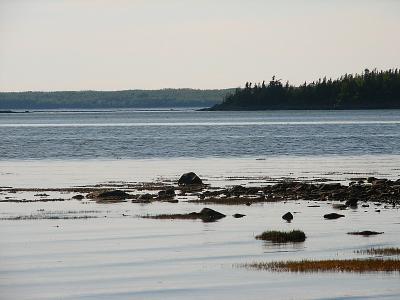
[199, 178, 400, 206]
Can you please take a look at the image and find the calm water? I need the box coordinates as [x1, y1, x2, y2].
[1, 109, 400, 300]
[1, 109, 400, 159]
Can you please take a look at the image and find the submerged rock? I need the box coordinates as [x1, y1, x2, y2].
[282, 212, 293, 222]
[347, 231, 384, 236]
[86, 190, 130, 200]
[233, 213, 246, 218]
[178, 172, 203, 186]
[324, 213, 345, 219]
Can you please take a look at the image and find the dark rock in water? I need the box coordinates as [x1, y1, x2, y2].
[87, 190, 130, 200]
[375, 209, 381, 213]
[324, 213, 345, 219]
[233, 213, 246, 218]
[143, 207, 225, 223]
[34, 193, 49, 197]
[72, 194, 84, 200]
[367, 177, 377, 183]
[197, 208, 226, 222]
[362, 204, 370, 207]
[282, 212, 293, 222]
[178, 172, 203, 186]
[347, 230, 384, 236]
[137, 193, 153, 201]
[158, 187, 175, 199]
[345, 198, 358, 208]
[245, 202, 252, 206]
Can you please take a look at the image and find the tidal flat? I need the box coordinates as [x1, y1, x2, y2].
[1, 171, 400, 300]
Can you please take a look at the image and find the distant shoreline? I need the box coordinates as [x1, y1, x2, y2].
[0, 88, 234, 110]
[0, 110, 30, 114]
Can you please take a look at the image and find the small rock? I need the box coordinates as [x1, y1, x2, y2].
[345, 199, 358, 208]
[158, 187, 175, 199]
[282, 212, 293, 222]
[86, 190, 130, 200]
[324, 213, 345, 219]
[34, 193, 49, 197]
[72, 194, 84, 200]
[198, 208, 226, 222]
[137, 193, 153, 201]
[233, 213, 246, 218]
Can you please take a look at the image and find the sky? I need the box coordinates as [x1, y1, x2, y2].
[0, 0, 399, 91]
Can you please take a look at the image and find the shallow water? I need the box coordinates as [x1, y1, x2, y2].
[0, 198, 399, 300]
[1, 109, 400, 299]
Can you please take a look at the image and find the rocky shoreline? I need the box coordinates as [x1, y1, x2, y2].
[1, 172, 399, 207]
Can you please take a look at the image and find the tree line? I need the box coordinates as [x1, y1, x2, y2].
[0, 88, 233, 109]
[209, 69, 400, 110]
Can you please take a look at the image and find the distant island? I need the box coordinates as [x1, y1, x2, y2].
[0, 88, 234, 109]
[207, 69, 400, 110]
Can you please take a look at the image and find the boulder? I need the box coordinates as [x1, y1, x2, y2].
[282, 212, 294, 222]
[197, 208, 226, 222]
[324, 213, 345, 219]
[178, 172, 203, 186]
[72, 194, 84, 200]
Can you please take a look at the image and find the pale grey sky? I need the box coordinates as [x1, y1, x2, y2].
[0, 0, 399, 91]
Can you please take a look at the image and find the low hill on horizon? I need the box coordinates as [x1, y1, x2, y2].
[0, 88, 234, 109]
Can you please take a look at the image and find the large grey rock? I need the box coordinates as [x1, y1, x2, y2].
[178, 172, 203, 185]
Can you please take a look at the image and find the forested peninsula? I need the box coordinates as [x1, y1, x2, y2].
[208, 69, 400, 110]
[0, 89, 233, 109]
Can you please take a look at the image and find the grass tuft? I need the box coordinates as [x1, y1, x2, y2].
[356, 248, 400, 256]
[242, 259, 400, 273]
[255, 230, 306, 243]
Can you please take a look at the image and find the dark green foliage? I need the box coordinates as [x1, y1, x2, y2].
[0, 88, 234, 109]
[211, 69, 400, 110]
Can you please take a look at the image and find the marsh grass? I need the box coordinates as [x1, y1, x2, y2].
[356, 248, 400, 256]
[242, 259, 400, 273]
[255, 230, 306, 243]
